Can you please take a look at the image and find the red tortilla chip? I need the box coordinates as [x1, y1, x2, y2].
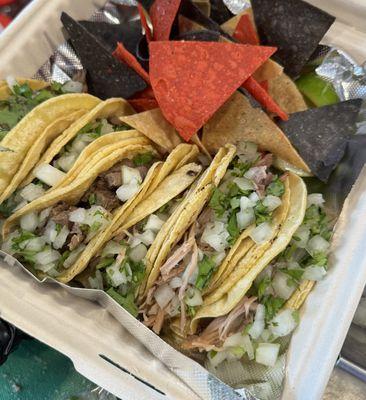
[113, 42, 150, 83]
[243, 76, 288, 120]
[138, 3, 153, 43]
[150, 0, 182, 41]
[149, 41, 276, 141]
[260, 80, 269, 92]
[129, 98, 159, 112]
[134, 86, 156, 100]
[233, 13, 259, 45]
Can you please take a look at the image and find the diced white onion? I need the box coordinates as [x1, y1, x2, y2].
[1, 231, 19, 254]
[25, 237, 46, 252]
[116, 182, 140, 202]
[88, 270, 104, 290]
[53, 225, 70, 249]
[236, 208, 255, 230]
[307, 193, 325, 209]
[240, 196, 255, 210]
[121, 165, 142, 185]
[84, 206, 109, 229]
[248, 304, 265, 340]
[20, 183, 45, 202]
[249, 192, 260, 204]
[167, 295, 180, 317]
[44, 220, 58, 244]
[38, 208, 51, 227]
[14, 200, 28, 212]
[56, 153, 78, 172]
[263, 195, 282, 211]
[272, 271, 296, 300]
[144, 214, 165, 232]
[6, 76, 17, 91]
[307, 235, 329, 255]
[250, 222, 273, 244]
[62, 80, 83, 93]
[20, 212, 39, 232]
[269, 309, 298, 337]
[261, 329, 271, 342]
[35, 249, 61, 266]
[185, 287, 203, 307]
[72, 134, 94, 153]
[244, 166, 265, 181]
[106, 263, 128, 287]
[242, 334, 255, 360]
[100, 119, 115, 135]
[303, 265, 327, 281]
[223, 332, 243, 348]
[208, 350, 228, 368]
[135, 229, 156, 246]
[201, 221, 229, 252]
[102, 240, 124, 257]
[34, 163, 66, 187]
[129, 243, 147, 262]
[169, 277, 183, 289]
[63, 245, 86, 269]
[255, 343, 280, 367]
[214, 251, 226, 266]
[233, 177, 254, 191]
[35, 262, 57, 273]
[154, 283, 175, 309]
[293, 225, 310, 248]
[236, 142, 258, 162]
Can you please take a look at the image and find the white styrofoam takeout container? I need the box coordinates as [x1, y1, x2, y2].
[0, 1, 366, 399]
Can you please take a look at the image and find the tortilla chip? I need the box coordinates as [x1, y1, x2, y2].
[202, 91, 310, 172]
[268, 73, 307, 114]
[120, 108, 181, 152]
[0, 93, 101, 197]
[0, 110, 86, 205]
[192, 172, 307, 323]
[210, 0, 233, 25]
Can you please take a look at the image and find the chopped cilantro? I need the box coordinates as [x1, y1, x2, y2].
[262, 295, 285, 322]
[227, 212, 240, 244]
[227, 182, 250, 198]
[230, 157, 252, 177]
[0, 198, 16, 218]
[11, 230, 37, 251]
[209, 187, 230, 217]
[266, 177, 285, 197]
[304, 204, 331, 240]
[58, 250, 71, 268]
[257, 276, 272, 299]
[195, 255, 216, 290]
[50, 81, 64, 93]
[106, 288, 139, 317]
[157, 202, 170, 214]
[55, 223, 62, 234]
[96, 257, 115, 270]
[133, 152, 154, 166]
[280, 268, 304, 287]
[90, 221, 102, 232]
[13, 83, 33, 98]
[292, 310, 300, 324]
[254, 201, 272, 224]
[88, 193, 96, 206]
[187, 306, 196, 317]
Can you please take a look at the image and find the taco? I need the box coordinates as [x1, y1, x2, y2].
[180, 192, 331, 370]
[1, 143, 200, 284]
[77, 161, 203, 317]
[0, 79, 101, 200]
[138, 142, 301, 336]
[0, 98, 134, 217]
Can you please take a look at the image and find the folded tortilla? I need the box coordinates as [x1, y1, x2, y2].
[0, 98, 135, 217]
[0, 91, 101, 198]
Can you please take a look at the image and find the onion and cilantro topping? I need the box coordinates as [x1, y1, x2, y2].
[0, 81, 66, 141]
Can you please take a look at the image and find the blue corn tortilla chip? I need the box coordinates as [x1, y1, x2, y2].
[177, 29, 220, 41]
[210, 0, 233, 25]
[79, 20, 143, 55]
[251, 0, 335, 78]
[61, 13, 147, 100]
[277, 99, 363, 182]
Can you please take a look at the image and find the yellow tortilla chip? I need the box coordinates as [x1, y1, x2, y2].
[202, 91, 310, 172]
[192, 173, 307, 325]
[0, 93, 101, 196]
[268, 73, 308, 114]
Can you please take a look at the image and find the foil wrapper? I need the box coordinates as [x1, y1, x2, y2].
[2, 0, 363, 399]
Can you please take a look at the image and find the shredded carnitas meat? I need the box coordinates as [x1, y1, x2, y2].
[182, 296, 258, 352]
[140, 224, 199, 334]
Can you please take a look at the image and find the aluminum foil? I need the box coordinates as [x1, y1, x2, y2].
[5, 0, 363, 399]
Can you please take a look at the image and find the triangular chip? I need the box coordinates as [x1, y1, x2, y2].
[149, 41, 276, 141]
[150, 0, 182, 41]
[61, 13, 147, 99]
[210, 0, 233, 25]
[120, 108, 182, 152]
[79, 20, 143, 54]
[251, 0, 335, 77]
[202, 91, 310, 172]
[277, 99, 362, 182]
